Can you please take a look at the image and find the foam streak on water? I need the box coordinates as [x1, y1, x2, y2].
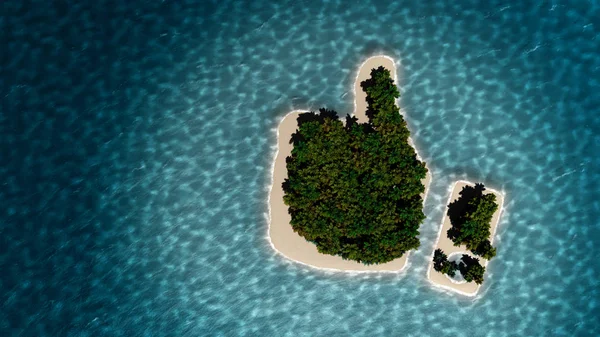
[2, 0, 600, 336]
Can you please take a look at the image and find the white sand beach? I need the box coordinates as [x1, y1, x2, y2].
[427, 180, 505, 296]
[267, 56, 430, 272]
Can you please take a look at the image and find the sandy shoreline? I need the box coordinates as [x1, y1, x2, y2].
[426, 180, 505, 296]
[267, 55, 430, 272]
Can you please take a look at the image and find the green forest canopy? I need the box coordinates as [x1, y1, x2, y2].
[282, 66, 427, 265]
[433, 249, 459, 277]
[431, 183, 498, 284]
[447, 183, 499, 260]
[432, 249, 486, 284]
[459, 254, 486, 284]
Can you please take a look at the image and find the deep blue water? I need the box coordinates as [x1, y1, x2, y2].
[2, 0, 600, 336]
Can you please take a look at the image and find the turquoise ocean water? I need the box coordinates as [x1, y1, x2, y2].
[2, 0, 600, 336]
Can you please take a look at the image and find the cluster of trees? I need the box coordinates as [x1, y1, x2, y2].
[447, 183, 499, 260]
[432, 183, 499, 284]
[433, 249, 486, 285]
[433, 249, 459, 277]
[459, 255, 486, 284]
[282, 66, 427, 265]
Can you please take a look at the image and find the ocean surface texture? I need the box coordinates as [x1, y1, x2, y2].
[2, 0, 600, 336]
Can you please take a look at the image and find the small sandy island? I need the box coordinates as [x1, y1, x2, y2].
[267, 55, 431, 272]
[427, 180, 505, 296]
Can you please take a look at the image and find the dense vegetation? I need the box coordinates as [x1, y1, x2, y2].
[433, 249, 459, 277]
[432, 250, 486, 284]
[447, 183, 499, 260]
[458, 254, 485, 284]
[431, 183, 498, 284]
[282, 66, 427, 265]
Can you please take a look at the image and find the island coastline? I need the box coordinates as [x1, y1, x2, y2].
[426, 180, 505, 296]
[266, 55, 430, 272]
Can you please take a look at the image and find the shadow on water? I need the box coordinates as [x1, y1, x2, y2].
[357, 41, 394, 60]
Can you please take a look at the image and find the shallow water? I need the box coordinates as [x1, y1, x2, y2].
[2, 0, 600, 336]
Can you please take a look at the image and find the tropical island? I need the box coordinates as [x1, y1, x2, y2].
[427, 181, 504, 296]
[268, 56, 431, 271]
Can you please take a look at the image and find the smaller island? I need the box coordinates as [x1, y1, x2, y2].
[427, 181, 504, 296]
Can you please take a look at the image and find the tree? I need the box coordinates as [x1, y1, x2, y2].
[450, 220, 489, 250]
[473, 239, 497, 260]
[433, 249, 448, 270]
[433, 249, 459, 277]
[446, 184, 499, 259]
[459, 254, 486, 284]
[283, 67, 427, 264]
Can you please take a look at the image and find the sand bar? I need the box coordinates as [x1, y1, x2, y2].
[267, 56, 430, 272]
[427, 180, 505, 296]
